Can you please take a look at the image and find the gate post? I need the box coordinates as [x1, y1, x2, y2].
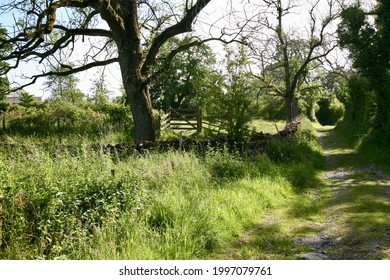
[197, 108, 202, 133]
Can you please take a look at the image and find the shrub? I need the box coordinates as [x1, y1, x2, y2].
[265, 121, 323, 169]
[255, 95, 285, 121]
[336, 74, 375, 144]
[4, 100, 135, 140]
[316, 98, 345, 125]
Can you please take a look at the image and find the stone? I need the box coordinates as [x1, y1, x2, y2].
[298, 252, 328, 260]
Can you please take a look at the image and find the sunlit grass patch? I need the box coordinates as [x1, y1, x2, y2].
[249, 119, 286, 134]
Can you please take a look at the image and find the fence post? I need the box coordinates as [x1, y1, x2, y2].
[156, 113, 162, 138]
[159, 110, 171, 134]
[197, 108, 202, 133]
[179, 131, 183, 151]
[168, 109, 171, 128]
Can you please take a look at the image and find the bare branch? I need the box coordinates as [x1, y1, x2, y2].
[8, 57, 118, 94]
[141, 0, 211, 75]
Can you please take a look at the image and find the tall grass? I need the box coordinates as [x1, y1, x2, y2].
[73, 154, 294, 260]
[0, 122, 323, 259]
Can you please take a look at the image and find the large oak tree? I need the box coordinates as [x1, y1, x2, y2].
[0, 0, 213, 142]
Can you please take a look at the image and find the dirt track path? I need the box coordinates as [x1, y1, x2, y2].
[313, 126, 390, 259]
[216, 126, 390, 260]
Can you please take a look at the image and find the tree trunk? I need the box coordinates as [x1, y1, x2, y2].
[285, 95, 293, 123]
[292, 96, 299, 120]
[123, 80, 156, 143]
[118, 52, 156, 143]
[114, 3, 155, 144]
[285, 94, 300, 124]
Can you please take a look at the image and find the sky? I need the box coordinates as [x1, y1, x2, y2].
[0, 0, 342, 100]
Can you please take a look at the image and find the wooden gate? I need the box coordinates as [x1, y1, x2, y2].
[159, 108, 230, 134]
[160, 108, 202, 133]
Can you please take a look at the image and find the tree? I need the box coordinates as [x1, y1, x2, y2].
[337, 73, 375, 141]
[0, 0, 216, 143]
[150, 38, 216, 111]
[89, 69, 111, 105]
[246, 0, 339, 123]
[18, 91, 36, 107]
[206, 46, 256, 147]
[338, 0, 390, 143]
[45, 66, 84, 103]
